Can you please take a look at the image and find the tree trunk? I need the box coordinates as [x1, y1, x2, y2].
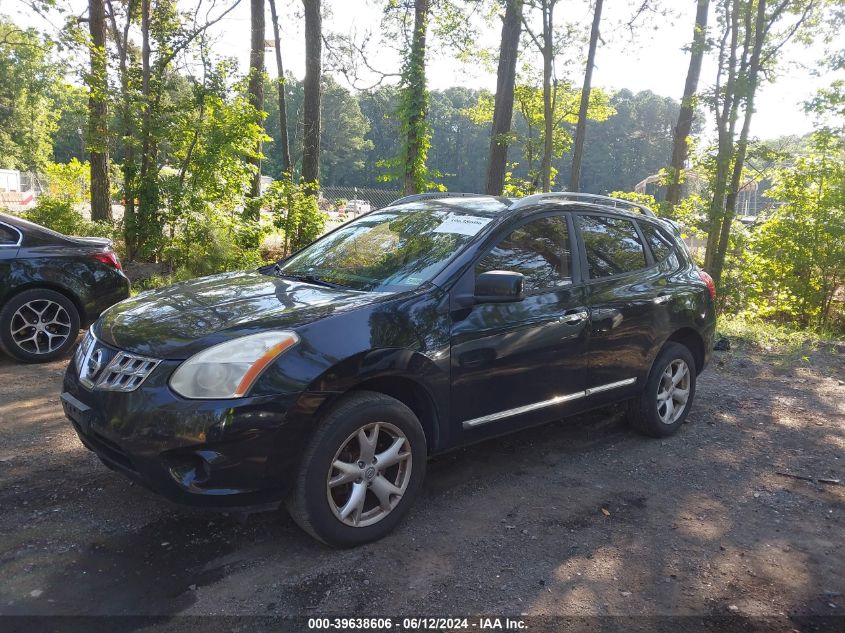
[301, 0, 322, 194]
[136, 0, 154, 260]
[87, 0, 111, 221]
[268, 0, 291, 176]
[710, 0, 767, 286]
[485, 0, 522, 196]
[568, 0, 603, 193]
[704, 0, 740, 272]
[666, 0, 709, 207]
[540, 1, 554, 192]
[248, 0, 265, 199]
[106, 0, 136, 257]
[402, 0, 430, 195]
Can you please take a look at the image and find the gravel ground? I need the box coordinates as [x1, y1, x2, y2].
[0, 338, 843, 630]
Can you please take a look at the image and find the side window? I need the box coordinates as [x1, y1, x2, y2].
[477, 215, 572, 292]
[0, 224, 19, 246]
[578, 215, 647, 279]
[640, 222, 675, 262]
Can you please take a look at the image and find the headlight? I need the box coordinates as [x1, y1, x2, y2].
[169, 331, 299, 399]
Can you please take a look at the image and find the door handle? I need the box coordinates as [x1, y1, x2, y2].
[559, 310, 589, 324]
[654, 294, 671, 305]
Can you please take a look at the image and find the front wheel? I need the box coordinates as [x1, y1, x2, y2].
[627, 342, 697, 437]
[286, 391, 427, 547]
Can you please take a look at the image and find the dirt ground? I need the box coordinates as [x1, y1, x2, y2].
[0, 337, 843, 630]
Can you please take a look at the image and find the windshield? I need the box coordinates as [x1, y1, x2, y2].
[277, 205, 493, 292]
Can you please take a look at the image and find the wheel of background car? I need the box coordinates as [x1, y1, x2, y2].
[0, 288, 81, 363]
[627, 341, 697, 438]
[286, 390, 427, 547]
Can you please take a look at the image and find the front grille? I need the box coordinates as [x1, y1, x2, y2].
[96, 351, 161, 392]
[77, 331, 160, 392]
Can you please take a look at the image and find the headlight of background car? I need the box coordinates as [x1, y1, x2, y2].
[169, 331, 299, 399]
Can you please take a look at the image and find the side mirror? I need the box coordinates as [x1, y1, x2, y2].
[475, 270, 525, 303]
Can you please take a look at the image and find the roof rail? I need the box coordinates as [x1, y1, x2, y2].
[386, 192, 493, 207]
[508, 192, 655, 217]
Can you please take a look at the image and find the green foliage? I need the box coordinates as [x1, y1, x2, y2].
[0, 20, 61, 171]
[262, 177, 328, 255]
[23, 196, 116, 241]
[716, 313, 836, 360]
[501, 81, 614, 191]
[162, 206, 265, 277]
[43, 159, 89, 204]
[737, 131, 845, 330]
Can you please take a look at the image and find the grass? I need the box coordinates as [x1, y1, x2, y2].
[716, 314, 840, 363]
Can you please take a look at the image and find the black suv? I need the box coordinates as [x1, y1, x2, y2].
[1, 212, 129, 362]
[62, 193, 716, 547]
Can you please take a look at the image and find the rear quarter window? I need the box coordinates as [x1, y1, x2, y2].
[0, 224, 20, 245]
[640, 222, 675, 262]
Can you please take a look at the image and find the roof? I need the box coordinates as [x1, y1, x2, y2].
[385, 191, 656, 219]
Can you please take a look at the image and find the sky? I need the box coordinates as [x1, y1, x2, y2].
[5, 0, 843, 140]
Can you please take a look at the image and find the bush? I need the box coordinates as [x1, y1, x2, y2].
[23, 196, 119, 244]
[162, 207, 265, 278]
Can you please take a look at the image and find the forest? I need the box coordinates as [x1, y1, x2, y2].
[1, 0, 844, 333]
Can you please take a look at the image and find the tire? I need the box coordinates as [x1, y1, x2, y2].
[627, 342, 697, 438]
[286, 390, 427, 547]
[0, 289, 81, 363]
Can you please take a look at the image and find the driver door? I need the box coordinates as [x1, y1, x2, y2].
[450, 212, 590, 440]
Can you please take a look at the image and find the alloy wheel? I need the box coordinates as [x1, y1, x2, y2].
[657, 358, 690, 425]
[10, 299, 72, 355]
[326, 422, 412, 528]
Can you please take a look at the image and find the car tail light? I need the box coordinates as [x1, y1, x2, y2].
[92, 250, 122, 271]
[698, 270, 716, 300]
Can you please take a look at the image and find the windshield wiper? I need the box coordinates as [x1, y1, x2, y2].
[273, 265, 349, 289]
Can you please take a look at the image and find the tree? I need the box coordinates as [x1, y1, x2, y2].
[0, 20, 60, 172]
[87, 0, 112, 221]
[476, 79, 613, 193]
[704, 0, 825, 286]
[561, 89, 685, 194]
[247, 0, 265, 198]
[486, 0, 523, 195]
[521, 0, 560, 192]
[301, 0, 322, 193]
[744, 131, 845, 328]
[666, 0, 710, 208]
[268, 0, 291, 175]
[568, 0, 603, 192]
[399, 0, 432, 195]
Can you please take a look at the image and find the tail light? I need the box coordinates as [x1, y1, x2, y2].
[92, 250, 122, 271]
[698, 270, 716, 300]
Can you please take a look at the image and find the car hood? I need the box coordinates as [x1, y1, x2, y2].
[93, 269, 383, 359]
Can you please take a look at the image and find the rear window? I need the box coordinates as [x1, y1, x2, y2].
[578, 215, 647, 279]
[640, 222, 675, 262]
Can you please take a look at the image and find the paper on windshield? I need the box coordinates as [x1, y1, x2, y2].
[432, 213, 492, 236]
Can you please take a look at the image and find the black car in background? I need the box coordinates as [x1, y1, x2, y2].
[62, 192, 716, 547]
[0, 212, 130, 362]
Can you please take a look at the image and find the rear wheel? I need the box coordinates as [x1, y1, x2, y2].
[287, 391, 427, 547]
[627, 342, 696, 437]
[0, 289, 80, 362]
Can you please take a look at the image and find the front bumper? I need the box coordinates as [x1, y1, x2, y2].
[62, 339, 315, 508]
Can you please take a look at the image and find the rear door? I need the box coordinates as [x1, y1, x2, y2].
[450, 212, 590, 439]
[575, 213, 661, 400]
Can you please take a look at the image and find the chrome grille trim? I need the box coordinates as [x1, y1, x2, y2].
[96, 351, 161, 392]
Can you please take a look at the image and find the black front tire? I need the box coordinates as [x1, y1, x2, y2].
[627, 342, 697, 438]
[0, 289, 81, 363]
[286, 390, 427, 547]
